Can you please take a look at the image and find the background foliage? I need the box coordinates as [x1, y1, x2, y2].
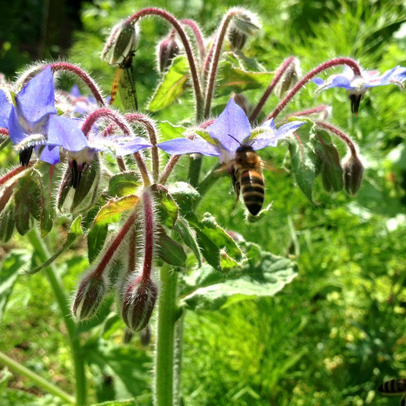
[2, 0, 406, 405]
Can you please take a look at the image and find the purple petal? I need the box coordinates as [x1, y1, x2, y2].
[47, 115, 89, 152]
[207, 99, 251, 151]
[158, 138, 220, 156]
[312, 78, 325, 86]
[391, 67, 406, 83]
[365, 66, 399, 87]
[70, 84, 81, 97]
[40, 145, 60, 164]
[330, 76, 353, 90]
[16, 66, 57, 123]
[275, 121, 305, 139]
[0, 90, 11, 129]
[8, 106, 28, 144]
[115, 137, 152, 156]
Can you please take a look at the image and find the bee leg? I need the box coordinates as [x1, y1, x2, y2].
[401, 393, 406, 406]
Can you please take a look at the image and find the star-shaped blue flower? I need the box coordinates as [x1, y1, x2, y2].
[157, 99, 305, 164]
[46, 115, 152, 188]
[0, 66, 60, 166]
[313, 65, 406, 114]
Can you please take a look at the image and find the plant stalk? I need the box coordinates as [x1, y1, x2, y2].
[0, 351, 75, 405]
[154, 266, 179, 406]
[27, 229, 87, 406]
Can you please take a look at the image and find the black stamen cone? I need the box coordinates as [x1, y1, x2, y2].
[19, 146, 34, 166]
[349, 94, 362, 116]
[71, 160, 82, 189]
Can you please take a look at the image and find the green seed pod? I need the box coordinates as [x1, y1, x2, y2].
[343, 154, 364, 196]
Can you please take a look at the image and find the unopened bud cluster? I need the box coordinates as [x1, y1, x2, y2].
[158, 32, 180, 73]
[228, 11, 261, 51]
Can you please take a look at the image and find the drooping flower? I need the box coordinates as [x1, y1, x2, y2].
[0, 66, 60, 166]
[313, 65, 406, 115]
[157, 98, 305, 165]
[46, 115, 152, 188]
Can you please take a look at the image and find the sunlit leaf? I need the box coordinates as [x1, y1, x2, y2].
[108, 171, 141, 198]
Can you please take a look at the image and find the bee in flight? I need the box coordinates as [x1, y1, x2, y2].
[379, 379, 406, 406]
[225, 135, 265, 216]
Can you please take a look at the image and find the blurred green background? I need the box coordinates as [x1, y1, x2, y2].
[3, 0, 406, 405]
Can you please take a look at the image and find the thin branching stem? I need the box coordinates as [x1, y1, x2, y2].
[266, 58, 362, 121]
[160, 155, 181, 185]
[181, 19, 205, 64]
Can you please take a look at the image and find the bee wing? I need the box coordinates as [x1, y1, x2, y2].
[110, 67, 122, 105]
[119, 63, 138, 111]
[261, 160, 283, 172]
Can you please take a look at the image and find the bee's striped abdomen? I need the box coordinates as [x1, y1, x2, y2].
[379, 379, 406, 394]
[240, 169, 264, 216]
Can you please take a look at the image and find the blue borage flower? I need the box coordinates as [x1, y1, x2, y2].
[46, 115, 152, 188]
[313, 65, 406, 115]
[0, 66, 61, 166]
[157, 99, 305, 164]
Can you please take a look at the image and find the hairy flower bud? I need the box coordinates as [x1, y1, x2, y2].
[275, 58, 301, 98]
[72, 273, 107, 321]
[343, 154, 364, 196]
[228, 11, 261, 51]
[101, 21, 138, 66]
[122, 276, 158, 332]
[158, 32, 180, 73]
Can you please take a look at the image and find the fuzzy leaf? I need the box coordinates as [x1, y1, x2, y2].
[156, 226, 187, 267]
[0, 199, 15, 242]
[108, 171, 141, 198]
[148, 55, 189, 112]
[0, 183, 16, 215]
[158, 121, 187, 142]
[26, 216, 83, 275]
[87, 224, 108, 264]
[216, 62, 273, 96]
[0, 250, 31, 325]
[14, 172, 43, 235]
[174, 217, 202, 267]
[182, 242, 297, 311]
[311, 131, 343, 192]
[168, 182, 200, 214]
[187, 212, 244, 271]
[151, 184, 178, 228]
[288, 137, 317, 203]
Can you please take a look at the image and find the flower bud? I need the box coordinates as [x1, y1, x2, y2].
[122, 276, 158, 332]
[228, 12, 261, 51]
[140, 325, 151, 346]
[72, 273, 107, 321]
[158, 32, 180, 73]
[343, 154, 364, 196]
[101, 21, 138, 66]
[275, 58, 301, 98]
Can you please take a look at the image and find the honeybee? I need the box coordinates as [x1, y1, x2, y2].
[379, 379, 406, 406]
[229, 143, 265, 216]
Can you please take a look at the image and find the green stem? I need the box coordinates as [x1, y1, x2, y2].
[0, 350, 75, 405]
[195, 163, 226, 207]
[27, 230, 87, 406]
[154, 266, 179, 406]
[188, 156, 203, 188]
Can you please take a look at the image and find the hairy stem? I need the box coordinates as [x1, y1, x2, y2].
[154, 265, 179, 406]
[160, 155, 181, 185]
[126, 8, 204, 121]
[249, 57, 295, 123]
[266, 58, 362, 120]
[27, 230, 87, 406]
[0, 163, 35, 187]
[314, 121, 358, 157]
[181, 19, 205, 64]
[0, 351, 75, 405]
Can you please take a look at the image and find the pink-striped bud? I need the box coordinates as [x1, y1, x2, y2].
[343, 154, 364, 196]
[72, 273, 107, 321]
[158, 32, 180, 73]
[122, 276, 158, 332]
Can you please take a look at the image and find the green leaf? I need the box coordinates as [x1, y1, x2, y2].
[14, 172, 43, 235]
[288, 137, 317, 203]
[311, 131, 344, 192]
[182, 242, 297, 311]
[148, 55, 189, 112]
[26, 216, 84, 275]
[187, 213, 244, 271]
[224, 51, 267, 72]
[216, 61, 273, 97]
[174, 217, 202, 267]
[168, 182, 200, 214]
[108, 171, 141, 198]
[156, 226, 187, 267]
[0, 250, 31, 325]
[158, 121, 187, 142]
[151, 184, 178, 228]
[0, 183, 15, 216]
[88, 195, 139, 263]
